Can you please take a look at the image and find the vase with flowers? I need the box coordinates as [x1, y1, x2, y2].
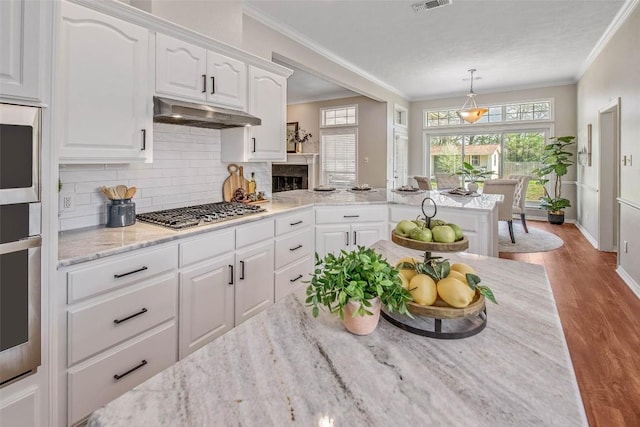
[288, 127, 313, 153]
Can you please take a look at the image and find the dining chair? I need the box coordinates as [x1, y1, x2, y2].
[509, 175, 531, 233]
[413, 176, 432, 190]
[482, 179, 518, 243]
[435, 172, 461, 190]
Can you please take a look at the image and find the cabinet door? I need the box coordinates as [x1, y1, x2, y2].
[315, 224, 350, 258]
[179, 254, 234, 359]
[0, 0, 41, 100]
[352, 222, 387, 248]
[207, 52, 246, 110]
[156, 33, 207, 101]
[235, 240, 274, 325]
[247, 66, 287, 161]
[58, 1, 151, 163]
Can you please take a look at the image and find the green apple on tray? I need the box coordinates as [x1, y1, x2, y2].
[394, 219, 464, 243]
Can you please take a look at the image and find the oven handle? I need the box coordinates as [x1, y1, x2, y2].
[0, 236, 42, 255]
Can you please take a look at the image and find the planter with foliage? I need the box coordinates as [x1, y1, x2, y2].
[532, 136, 575, 224]
[306, 246, 413, 335]
[455, 162, 494, 192]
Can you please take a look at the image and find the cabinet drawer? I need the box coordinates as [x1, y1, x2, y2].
[179, 228, 235, 267]
[274, 228, 314, 270]
[275, 208, 314, 236]
[236, 219, 274, 249]
[67, 245, 177, 303]
[315, 205, 387, 224]
[67, 274, 177, 366]
[275, 256, 313, 302]
[67, 323, 177, 425]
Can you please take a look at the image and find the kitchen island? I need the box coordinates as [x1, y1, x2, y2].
[87, 240, 586, 427]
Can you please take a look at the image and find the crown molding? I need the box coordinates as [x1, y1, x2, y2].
[243, 3, 409, 101]
[576, 0, 639, 79]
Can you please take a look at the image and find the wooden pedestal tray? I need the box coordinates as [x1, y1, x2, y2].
[391, 231, 468, 261]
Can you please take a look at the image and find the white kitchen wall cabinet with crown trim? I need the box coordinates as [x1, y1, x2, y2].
[156, 33, 247, 111]
[56, 0, 153, 164]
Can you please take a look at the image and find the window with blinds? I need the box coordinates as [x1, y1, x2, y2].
[320, 129, 357, 188]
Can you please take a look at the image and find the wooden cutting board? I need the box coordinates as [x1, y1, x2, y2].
[222, 164, 249, 202]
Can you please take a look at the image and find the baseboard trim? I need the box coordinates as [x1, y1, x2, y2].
[616, 266, 640, 299]
[575, 222, 598, 249]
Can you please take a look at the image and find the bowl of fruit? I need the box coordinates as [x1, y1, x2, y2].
[392, 218, 469, 254]
[395, 257, 497, 319]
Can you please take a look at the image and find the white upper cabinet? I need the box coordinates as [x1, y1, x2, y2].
[156, 33, 247, 110]
[57, 1, 152, 163]
[221, 66, 287, 162]
[0, 0, 43, 101]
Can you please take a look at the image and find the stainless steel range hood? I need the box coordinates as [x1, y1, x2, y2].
[153, 96, 261, 129]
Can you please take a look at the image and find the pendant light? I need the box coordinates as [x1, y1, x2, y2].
[457, 69, 488, 124]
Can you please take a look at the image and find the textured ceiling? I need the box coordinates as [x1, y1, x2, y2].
[245, 0, 626, 101]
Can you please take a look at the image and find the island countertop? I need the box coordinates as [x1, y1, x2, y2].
[87, 240, 586, 427]
[59, 189, 501, 267]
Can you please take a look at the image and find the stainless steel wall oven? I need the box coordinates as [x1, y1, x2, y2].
[0, 103, 42, 387]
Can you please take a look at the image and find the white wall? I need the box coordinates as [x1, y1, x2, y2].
[409, 84, 578, 218]
[287, 95, 387, 187]
[577, 2, 640, 289]
[58, 123, 271, 230]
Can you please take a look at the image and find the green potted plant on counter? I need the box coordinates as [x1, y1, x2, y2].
[532, 136, 575, 225]
[306, 246, 413, 335]
[455, 162, 494, 192]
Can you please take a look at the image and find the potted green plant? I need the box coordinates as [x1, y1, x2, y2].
[455, 162, 494, 192]
[532, 136, 575, 224]
[306, 246, 413, 335]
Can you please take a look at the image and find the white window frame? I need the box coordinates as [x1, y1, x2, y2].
[320, 104, 358, 128]
[394, 104, 408, 128]
[320, 127, 358, 188]
[423, 98, 555, 128]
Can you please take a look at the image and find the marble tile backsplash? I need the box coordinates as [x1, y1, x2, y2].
[58, 123, 272, 231]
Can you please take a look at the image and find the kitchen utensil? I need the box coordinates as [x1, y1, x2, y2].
[101, 186, 113, 200]
[125, 186, 137, 199]
[116, 185, 128, 199]
[222, 164, 249, 202]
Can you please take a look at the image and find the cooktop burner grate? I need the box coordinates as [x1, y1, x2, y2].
[136, 202, 266, 230]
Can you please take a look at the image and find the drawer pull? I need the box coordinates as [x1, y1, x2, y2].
[290, 274, 303, 283]
[211, 76, 215, 94]
[113, 308, 148, 325]
[343, 215, 360, 218]
[229, 264, 234, 285]
[239, 260, 245, 280]
[345, 232, 349, 246]
[353, 231, 357, 245]
[113, 360, 147, 381]
[202, 74, 207, 93]
[114, 266, 148, 279]
[289, 220, 303, 226]
[141, 129, 146, 151]
[289, 244, 303, 252]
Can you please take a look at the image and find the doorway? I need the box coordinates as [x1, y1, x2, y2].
[598, 98, 620, 252]
[392, 129, 408, 188]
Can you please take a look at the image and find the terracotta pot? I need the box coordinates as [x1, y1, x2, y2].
[342, 297, 381, 335]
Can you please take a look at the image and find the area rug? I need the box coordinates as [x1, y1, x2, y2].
[498, 221, 564, 253]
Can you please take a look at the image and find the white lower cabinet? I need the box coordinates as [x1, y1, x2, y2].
[315, 205, 387, 257]
[235, 240, 274, 325]
[0, 387, 38, 427]
[67, 323, 176, 424]
[179, 254, 234, 359]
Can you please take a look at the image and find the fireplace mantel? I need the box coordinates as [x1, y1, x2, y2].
[273, 153, 319, 190]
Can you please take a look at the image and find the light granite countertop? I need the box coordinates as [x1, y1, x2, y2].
[58, 189, 502, 267]
[87, 240, 586, 427]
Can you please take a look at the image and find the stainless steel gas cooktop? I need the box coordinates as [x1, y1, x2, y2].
[136, 202, 266, 230]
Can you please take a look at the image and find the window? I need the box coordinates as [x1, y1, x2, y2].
[427, 130, 548, 201]
[320, 128, 357, 188]
[425, 101, 551, 127]
[321, 105, 357, 127]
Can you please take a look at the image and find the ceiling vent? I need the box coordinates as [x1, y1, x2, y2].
[411, 0, 452, 13]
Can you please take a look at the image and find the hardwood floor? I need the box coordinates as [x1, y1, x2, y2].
[499, 221, 640, 427]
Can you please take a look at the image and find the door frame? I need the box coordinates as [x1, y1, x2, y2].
[597, 97, 621, 252]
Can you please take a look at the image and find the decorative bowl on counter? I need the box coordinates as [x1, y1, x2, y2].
[391, 230, 469, 253]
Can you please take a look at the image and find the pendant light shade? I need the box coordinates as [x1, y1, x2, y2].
[457, 69, 488, 124]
